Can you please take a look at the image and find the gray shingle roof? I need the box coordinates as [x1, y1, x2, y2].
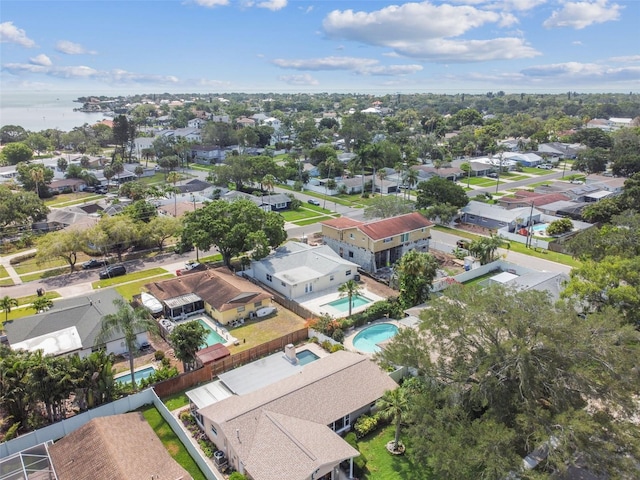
[462, 201, 541, 223]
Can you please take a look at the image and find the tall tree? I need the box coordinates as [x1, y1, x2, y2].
[0, 185, 49, 228]
[92, 215, 140, 262]
[181, 198, 286, 268]
[169, 321, 208, 372]
[0, 295, 18, 330]
[166, 171, 181, 216]
[95, 298, 158, 391]
[376, 387, 408, 452]
[1, 142, 33, 165]
[338, 279, 362, 317]
[363, 195, 414, 220]
[36, 228, 86, 272]
[378, 285, 640, 479]
[415, 176, 468, 209]
[394, 250, 439, 308]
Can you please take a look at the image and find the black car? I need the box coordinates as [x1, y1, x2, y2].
[99, 264, 126, 279]
[82, 258, 108, 269]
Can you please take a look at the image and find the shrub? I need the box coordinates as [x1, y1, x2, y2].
[321, 340, 333, 352]
[161, 357, 171, 368]
[154, 350, 165, 361]
[354, 414, 379, 439]
[546, 218, 573, 236]
[332, 328, 344, 343]
[229, 473, 248, 480]
[344, 432, 367, 477]
[4, 421, 20, 441]
[198, 438, 214, 457]
[10, 251, 36, 265]
[330, 343, 345, 353]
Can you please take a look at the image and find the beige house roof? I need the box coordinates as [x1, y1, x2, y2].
[200, 350, 397, 480]
[48, 412, 191, 480]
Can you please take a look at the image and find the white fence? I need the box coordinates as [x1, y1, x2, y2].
[432, 259, 535, 292]
[0, 389, 220, 479]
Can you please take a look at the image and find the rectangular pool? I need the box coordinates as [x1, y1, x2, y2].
[115, 365, 156, 385]
[193, 318, 226, 346]
[322, 295, 373, 313]
[296, 349, 319, 366]
[532, 223, 549, 232]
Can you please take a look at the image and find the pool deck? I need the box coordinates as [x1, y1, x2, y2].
[343, 319, 403, 355]
[298, 287, 385, 318]
[176, 315, 238, 348]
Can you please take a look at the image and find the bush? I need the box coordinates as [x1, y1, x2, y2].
[348, 299, 403, 328]
[321, 340, 333, 352]
[344, 432, 367, 476]
[330, 343, 345, 353]
[332, 328, 344, 343]
[154, 350, 165, 361]
[10, 251, 36, 265]
[354, 414, 379, 439]
[198, 438, 214, 457]
[229, 473, 248, 480]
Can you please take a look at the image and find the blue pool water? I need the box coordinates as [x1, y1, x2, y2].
[193, 318, 226, 346]
[532, 223, 549, 232]
[297, 350, 319, 366]
[323, 295, 373, 313]
[115, 366, 156, 385]
[352, 323, 399, 353]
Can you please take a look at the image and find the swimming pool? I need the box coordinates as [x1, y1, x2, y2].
[191, 318, 226, 346]
[322, 295, 373, 313]
[531, 223, 549, 232]
[115, 365, 156, 385]
[352, 323, 399, 353]
[297, 349, 319, 366]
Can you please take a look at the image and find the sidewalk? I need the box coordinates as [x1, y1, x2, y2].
[0, 248, 37, 286]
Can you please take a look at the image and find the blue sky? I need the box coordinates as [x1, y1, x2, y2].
[1, 0, 638, 94]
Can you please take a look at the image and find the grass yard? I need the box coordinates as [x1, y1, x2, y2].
[500, 174, 528, 181]
[44, 192, 101, 206]
[141, 406, 207, 480]
[13, 253, 94, 275]
[521, 167, 555, 175]
[0, 265, 9, 279]
[115, 274, 175, 300]
[1, 292, 62, 322]
[162, 392, 190, 411]
[20, 268, 68, 283]
[225, 309, 306, 353]
[280, 208, 324, 222]
[464, 177, 496, 186]
[139, 172, 170, 185]
[358, 425, 433, 480]
[293, 216, 334, 226]
[92, 267, 170, 289]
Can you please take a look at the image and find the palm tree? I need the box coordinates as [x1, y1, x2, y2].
[376, 388, 408, 452]
[32, 296, 53, 313]
[469, 235, 508, 265]
[1, 295, 18, 330]
[338, 279, 362, 317]
[404, 168, 419, 200]
[166, 171, 181, 217]
[95, 298, 158, 391]
[30, 167, 45, 197]
[377, 169, 387, 195]
[263, 173, 276, 211]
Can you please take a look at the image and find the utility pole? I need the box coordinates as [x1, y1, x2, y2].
[495, 152, 503, 194]
[526, 201, 535, 248]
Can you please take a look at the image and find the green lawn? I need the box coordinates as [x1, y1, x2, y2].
[141, 406, 207, 480]
[92, 267, 169, 289]
[199, 253, 223, 264]
[521, 167, 555, 175]
[115, 274, 175, 300]
[464, 177, 496, 186]
[14, 253, 94, 275]
[293, 216, 334, 226]
[280, 208, 323, 222]
[0, 265, 9, 279]
[500, 174, 528, 181]
[358, 425, 433, 480]
[1, 292, 62, 322]
[44, 192, 101, 206]
[0, 278, 14, 286]
[162, 392, 190, 411]
[225, 310, 306, 354]
[21, 268, 69, 283]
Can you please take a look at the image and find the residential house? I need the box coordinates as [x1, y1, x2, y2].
[497, 191, 570, 210]
[538, 142, 582, 160]
[5, 290, 146, 358]
[33, 205, 101, 232]
[175, 178, 217, 196]
[236, 117, 256, 128]
[187, 117, 207, 129]
[144, 268, 273, 324]
[191, 145, 226, 164]
[321, 212, 433, 273]
[412, 164, 463, 181]
[460, 201, 542, 232]
[483, 269, 570, 302]
[250, 241, 360, 300]
[48, 413, 192, 480]
[48, 178, 87, 193]
[221, 190, 291, 211]
[584, 174, 625, 194]
[198, 349, 398, 480]
[504, 152, 544, 168]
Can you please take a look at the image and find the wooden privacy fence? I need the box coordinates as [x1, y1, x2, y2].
[153, 327, 309, 398]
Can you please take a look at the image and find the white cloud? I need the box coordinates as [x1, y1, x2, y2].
[521, 61, 640, 82]
[29, 54, 52, 66]
[572, 40, 583, 45]
[543, 0, 622, 29]
[2, 62, 179, 84]
[256, 0, 287, 11]
[322, 2, 538, 62]
[609, 55, 640, 63]
[272, 56, 422, 76]
[192, 0, 229, 7]
[0, 21, 36, 48]
[55, 40, 97, 55]
[278, 74, 319, 86]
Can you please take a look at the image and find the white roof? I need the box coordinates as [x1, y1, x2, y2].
[490, 272, 519, 284]
[186, 379, 234, 410]
[584, 190, 613, 200]
[140, 292, 163, 314]
[12, 326, 82, 356]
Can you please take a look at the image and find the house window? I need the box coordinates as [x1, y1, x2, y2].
[400, 233, 409, 242]
[346, 270, 351, 276]
[349, 233, 355, 239]
[237, 306, 245, 313]
[266, 273, 272, 282]
[383, 237, 393, 243]
[281, 281, 286, 287]
[330, 275, 334, 281]
[211, 425, 217, 436]
[254, 301, 262, 308]
[348, 250, 354, 258]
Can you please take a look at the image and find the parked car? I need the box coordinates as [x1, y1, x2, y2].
[83, 186, 96, 193]
[96, 186, 108, 194]
[487, 172, 498, 178]
[537, 164, 553, 170]
[99, 264, 126, 279]
[82, 258, 108, 269]
[307, 199, 321, 206]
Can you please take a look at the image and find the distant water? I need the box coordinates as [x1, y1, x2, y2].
[0, 91, 110, 132]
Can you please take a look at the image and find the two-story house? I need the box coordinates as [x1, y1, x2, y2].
[321, 212, 433, 273]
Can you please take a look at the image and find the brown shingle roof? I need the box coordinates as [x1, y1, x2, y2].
[322, 212, 432, 240]
[145, 267, 271, 312]
[501, 192, 570, 206]
[201, 350, 397, 479]
[48, 412, 191, 480]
